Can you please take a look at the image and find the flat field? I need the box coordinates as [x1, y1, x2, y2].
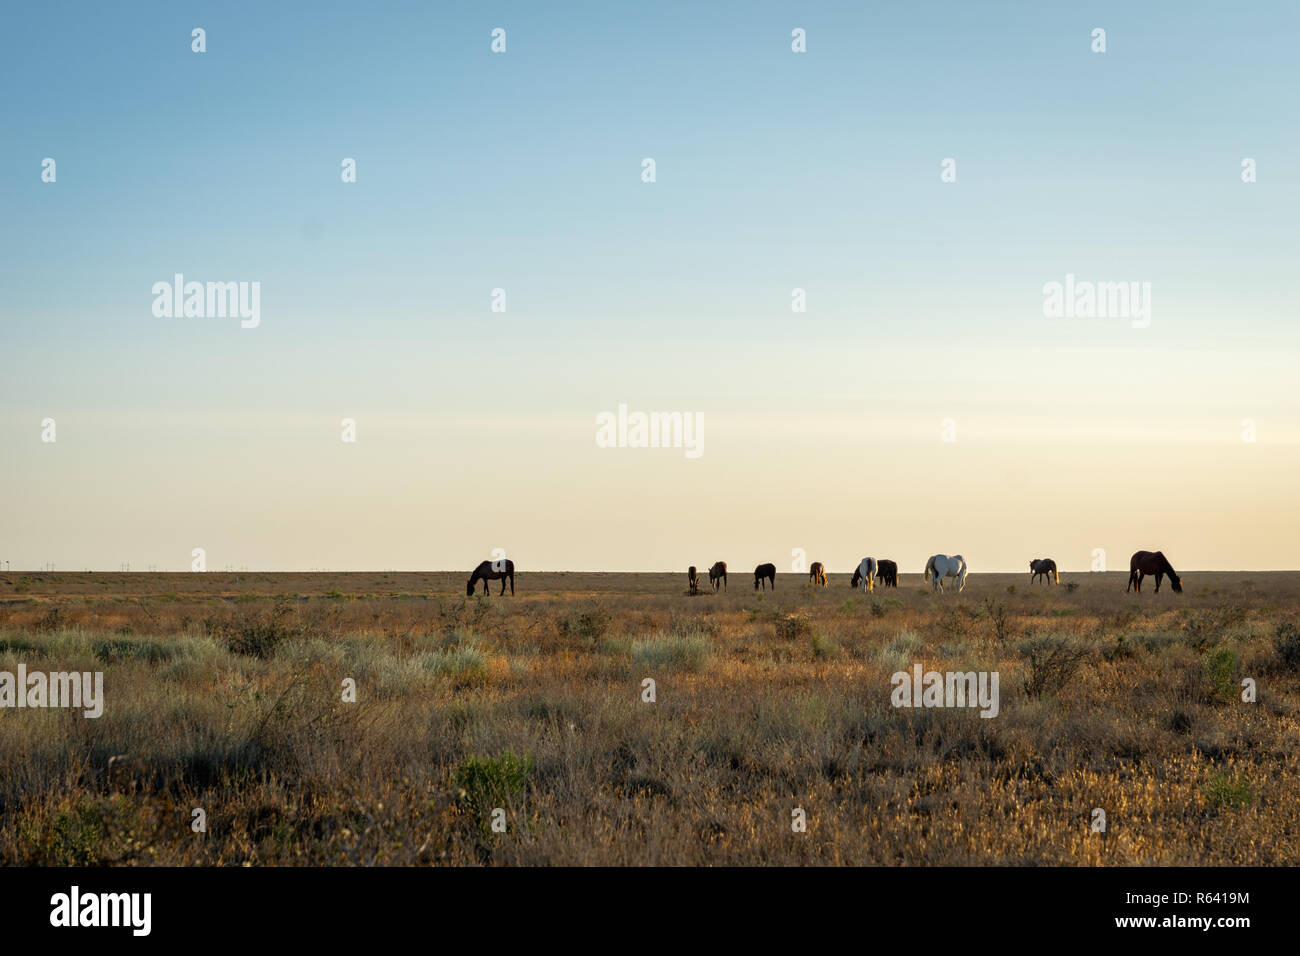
[1, 569, 1297, 865]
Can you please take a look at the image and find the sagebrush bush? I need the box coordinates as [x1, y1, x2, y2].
[877, 629, 924, 672]
[632, 631, 710, 671]
[562, 601, 612, 643]
[776, 614, 811, 641]
[419, 644, 488, 680]
[214, 601, 300, 659]
[1018, 633, 1091, 698]
[1273, 620, 1300, 672]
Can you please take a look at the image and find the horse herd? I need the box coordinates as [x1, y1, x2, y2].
[467, 550, 1184, 596]
[686, 555, 954, 593]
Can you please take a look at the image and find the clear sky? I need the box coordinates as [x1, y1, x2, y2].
[2, 1, 1298, 572]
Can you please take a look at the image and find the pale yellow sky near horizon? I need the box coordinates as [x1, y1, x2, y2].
[5, 398, 1297, 573]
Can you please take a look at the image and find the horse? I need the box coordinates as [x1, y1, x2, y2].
[856, 557, 877, 592]
[467, 558, 515, 596]
[924, 554, 967, 593]
[809, 562, 827, 586]
[1127, 551, 1182, 594]
[1030, 558, 1059, 585]
[876, 559, 898, 587]
[708, 561, 727, 592]
[688, 566, 699, 595]
[754, 562, 776, 590]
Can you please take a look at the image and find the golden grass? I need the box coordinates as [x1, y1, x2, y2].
[0, 569, 1297, 865]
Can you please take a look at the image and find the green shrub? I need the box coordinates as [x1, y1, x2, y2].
[1204, 770, 1253, 809]
[455, 751, 533, 834]
[1202, 646, 1238, 702]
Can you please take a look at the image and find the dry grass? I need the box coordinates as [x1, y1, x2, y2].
[0, 569, 1297, 865]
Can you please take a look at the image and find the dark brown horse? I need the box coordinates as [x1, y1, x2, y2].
[809, 562, 827, 586]
[1127, 551, 1181, 593]
[877, 559, 898, 587]
[688, 566, 699, 595]
[708, 561, 727, 592]
[467, 558, 515, 596]
[754, 563, 776, 590]
[1030, 558, 1058, 585]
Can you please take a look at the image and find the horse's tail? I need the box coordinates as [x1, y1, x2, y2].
[924, 556, 934, 583]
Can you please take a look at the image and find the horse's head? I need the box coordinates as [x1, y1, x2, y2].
[1170, 574, 1183, 593]
[465, 578, 475, 597]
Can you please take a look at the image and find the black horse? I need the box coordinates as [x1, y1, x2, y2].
[877, 559, 898, 587]
[709, 561, 727, 592]
[754, 563, 776, 590]
[688, 566, 699, 595]
[467, 558, 515, 596]
[1127, 551, 1181, 594]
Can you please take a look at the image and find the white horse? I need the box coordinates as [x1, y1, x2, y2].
[924, 554, 967, 593]
[856, 557, 877, 592]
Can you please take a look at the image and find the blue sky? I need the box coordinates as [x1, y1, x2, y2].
[2, 1, 1298, 571]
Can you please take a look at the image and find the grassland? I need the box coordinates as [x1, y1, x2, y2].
[1, 569, 1297, 865]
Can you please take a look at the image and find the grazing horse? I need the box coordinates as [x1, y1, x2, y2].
[754, 563, 776, 590]
[809, 562, 827, 586]
[688, 566, 699, 595]
[1030, 558, 1059, 585]
[467, 558, 515, 596]
[924, 554, 967, 593]
[708, 561, 727, 592]
[856, 557, 877, 592]
[877, 559, 898, 587]
[1127, 551, 1182, 594]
